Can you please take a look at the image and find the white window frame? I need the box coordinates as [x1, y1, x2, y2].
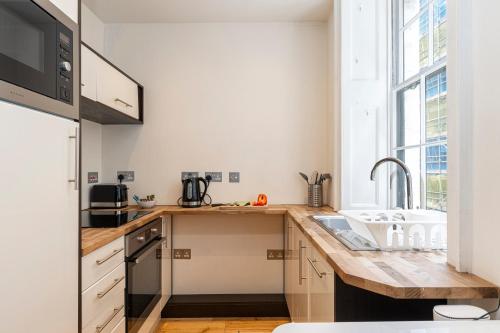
[390, 0, 448, 210]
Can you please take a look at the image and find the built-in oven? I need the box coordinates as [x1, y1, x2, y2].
[0, 0, 79, 120]
[126, 218, 164, 333]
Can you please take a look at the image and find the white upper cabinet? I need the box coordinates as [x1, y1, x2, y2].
[96, 59, 140, 120]
[81, 45, 98, 101]
[49, 0, 78, 23]
[81, 44, 143, 124]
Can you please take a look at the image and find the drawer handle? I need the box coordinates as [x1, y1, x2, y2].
[96, 248, 124, 265]
[97, 276, 125, 299]
[114, 97, 133, 108]
[307, 257, 326, 278]
[96, 304, 124, 333]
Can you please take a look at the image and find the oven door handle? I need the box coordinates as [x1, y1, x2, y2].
[128, 237, 165, 264]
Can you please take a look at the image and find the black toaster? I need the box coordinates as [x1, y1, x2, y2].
[90, 184, 128, 208]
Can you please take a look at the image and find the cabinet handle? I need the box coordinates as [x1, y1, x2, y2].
[114, 97, 133, 108]
[81, 83, 85, 87]
[96, 304, 124, 333]
[307, 257, 326, 278]
[298, 241, 307, 285]
[68, 127, 78, 191]
[97, 276, 125, 299]
[96, 248, 124, 265]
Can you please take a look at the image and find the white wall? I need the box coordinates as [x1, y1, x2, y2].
[467, 0, 500, 289]
[172, 215, 283, 294]
[81, 5, 106, 209]
[81, 120, 102, 209]
[447, 0, 500, 286]
[447, 0, 500, 317]
[100, 22, 328, 204]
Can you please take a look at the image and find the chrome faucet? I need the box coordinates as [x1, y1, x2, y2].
[370, 157, 413, 209]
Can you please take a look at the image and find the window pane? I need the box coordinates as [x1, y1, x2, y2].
[425, 68, 447, 142]
[403, 0, 429, 25]
[395, 148, 422, 209]
[403, 10, 429, 79]
[425, 144, 447, 211]
[433, 0, 447, 61]
[397, 82, 421, 147]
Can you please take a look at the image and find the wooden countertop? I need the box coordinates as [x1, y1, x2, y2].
[81, 205, 499, 300]
[81, 205, 289, 256]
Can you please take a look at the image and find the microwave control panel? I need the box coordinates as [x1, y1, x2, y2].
[57, 23, 73, 105]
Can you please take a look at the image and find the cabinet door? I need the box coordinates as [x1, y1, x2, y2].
[96, 59, 139, 120]
[284, 216, 294, 316]
[81, 45, 97, 101]
[120, 77, 140, 119]
[161, 215, 172, 308]
[0, 101, 79, 333]
[308, 246, 335, 322]
[292, 226, 310, 322]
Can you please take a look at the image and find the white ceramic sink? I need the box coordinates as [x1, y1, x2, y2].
[339, 209, 447, 251]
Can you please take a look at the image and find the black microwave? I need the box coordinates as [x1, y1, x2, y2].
[0, 0, 79, 120]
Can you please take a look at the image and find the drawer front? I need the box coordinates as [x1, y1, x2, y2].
[110, 317, 126, 333]
[82, 236, 124, 291]
[83, 306, 124, 333]
[82, 262, 125, 327]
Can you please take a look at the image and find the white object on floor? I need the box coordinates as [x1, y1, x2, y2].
[273, 321, 500, 333]
[433, 304, 491, 321]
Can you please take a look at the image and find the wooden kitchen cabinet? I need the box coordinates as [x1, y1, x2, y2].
[81, 236, 125, 333]
[292, 224, 310, 322]
[80, 43, 143, 124]
[284, 216, 294, 316]
[308, 246, 335, 322]
[285, 218, 335, 323]
[161, 215, 173, 308]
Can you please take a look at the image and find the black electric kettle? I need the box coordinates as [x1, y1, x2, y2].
[180, 177, 208, 208]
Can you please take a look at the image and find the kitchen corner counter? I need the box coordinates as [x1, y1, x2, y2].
[81, 205, 499, 300]
[286, 207, 499, 300]
[81, 205, 295, 256]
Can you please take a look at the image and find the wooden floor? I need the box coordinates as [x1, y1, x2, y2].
[156, 318, 290, 333]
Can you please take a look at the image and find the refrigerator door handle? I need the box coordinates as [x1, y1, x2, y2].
[68, 127, 79, 191]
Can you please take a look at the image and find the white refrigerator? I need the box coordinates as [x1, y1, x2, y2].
[0, 100, 79, 332]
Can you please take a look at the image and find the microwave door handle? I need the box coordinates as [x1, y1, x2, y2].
[128, 238, 164, 264]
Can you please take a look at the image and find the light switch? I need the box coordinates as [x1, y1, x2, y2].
[229, 172, 240, 183]
[88, 172, 98, 184]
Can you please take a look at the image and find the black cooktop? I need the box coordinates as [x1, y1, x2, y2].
[81, 209, 154, 228]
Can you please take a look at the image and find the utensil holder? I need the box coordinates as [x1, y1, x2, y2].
[308, 184, 323, 207]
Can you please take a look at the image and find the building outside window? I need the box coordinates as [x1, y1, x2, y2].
[392, 0, 447, 211]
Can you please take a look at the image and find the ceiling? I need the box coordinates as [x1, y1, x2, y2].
[82, 0, 333, 23]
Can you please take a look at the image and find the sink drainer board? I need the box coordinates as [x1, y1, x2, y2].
[339, 210, 447, 251]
